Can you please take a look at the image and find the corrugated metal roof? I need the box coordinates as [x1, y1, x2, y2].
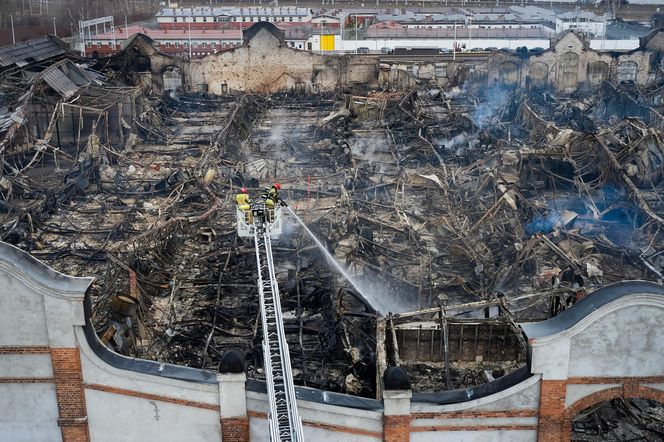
[40, 61, 91, 100]
[0, 36, 65, 70]
[0, 90, 30, 146]
[42, 68, 79, 100]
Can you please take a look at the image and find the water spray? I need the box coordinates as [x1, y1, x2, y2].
[286, 206, 388, 314]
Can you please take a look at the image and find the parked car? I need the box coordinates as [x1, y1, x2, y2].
[485, 47, 498, 52]
[529, 47, 545, 54]
[380, 47, 392, 54]
[357, 47, 370, 54]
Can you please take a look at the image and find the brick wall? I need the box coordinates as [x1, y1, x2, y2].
[384, 415, 411, 442]
[537, 380, 566, 442]
[51, 348, 90, 442]
[60, 426, 90, 442]
[541, 377, 664, 442]
[561, 380, 664, 440]
[220, 417, 249, 442]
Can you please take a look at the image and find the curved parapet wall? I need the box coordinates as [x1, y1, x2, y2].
[521, 280, 664, 340]
[0, 242, 93, 441]
[2, 241, 664, 442]
[522, 280, 664, 380]
[0, 241, 92, 296]
[412, 365, 531, 405]
[520, 280, 664, 442]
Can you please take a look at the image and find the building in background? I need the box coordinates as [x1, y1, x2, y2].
[81, 4, 646, 58]
[156, 6, 312, 30]
[84, 25, 241, 57]
[556, 10, 607, 37]
[82, 24, 312, 57]
[311, 12, 343, 30]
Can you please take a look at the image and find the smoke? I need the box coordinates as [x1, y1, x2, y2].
[335, 257, 419, 315]
[525, 210, 564, 236]
[435, 132, 480, 157]
[524, 186, 646, 250]
[263, 108, 305, 153]
[470, 83, 512, 129]
[431, 83, 510, 158]
[349, 273, 418, 315]
[349, 136, 391, 174]
[266, 119, 288, 151]
[267, 126, 285, 148]
[273, 209, 301, 240]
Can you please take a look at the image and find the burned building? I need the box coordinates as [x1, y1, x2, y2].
[1, 21, 664, 442]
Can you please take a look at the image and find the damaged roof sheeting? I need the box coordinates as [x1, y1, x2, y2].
[41, 61, 94, 100]
[0, 95, 27, 134]
[0, 56, 115, 155]
[0, 36, 66, 71]
[0, 89, 34, 153]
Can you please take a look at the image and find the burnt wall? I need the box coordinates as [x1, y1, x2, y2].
[396, 321, 525, 363]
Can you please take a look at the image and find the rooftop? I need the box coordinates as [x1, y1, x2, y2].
[90, 25, 243, 41]
[156, 6, 311, 18]
[367, 24, 553, 39]
[0, 35, 66, 71]
[340, 6, 557, 24]
[557, 10, 606, 22]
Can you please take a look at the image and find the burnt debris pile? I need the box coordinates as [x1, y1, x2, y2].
[2, 53, 664, 401]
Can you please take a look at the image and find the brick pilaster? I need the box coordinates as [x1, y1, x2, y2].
[221, 417, 249, 442]
[383, 414, 411, 442]
[383, 389, 412, 442]
[51, 348, 89, 442]
[537, 380, 567, 442]
[218, 372, 248, 442]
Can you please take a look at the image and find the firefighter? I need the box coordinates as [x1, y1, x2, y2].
[263, 183, 288, 207]
[235, 188, 252, 223]
[262, 183, 287, 222]
[236, 188, 251, 208]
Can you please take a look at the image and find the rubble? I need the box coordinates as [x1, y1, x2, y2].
[2, 40, 664, 413]
[572, 398, 664, 441]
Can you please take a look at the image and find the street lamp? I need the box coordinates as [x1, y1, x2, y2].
[53, 17, 57, 36]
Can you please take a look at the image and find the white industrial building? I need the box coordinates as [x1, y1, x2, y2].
[156, 6, 312, 26]
[556, 11, 607, 37]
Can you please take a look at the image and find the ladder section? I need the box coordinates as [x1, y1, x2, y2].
[253, 228, 304, 442]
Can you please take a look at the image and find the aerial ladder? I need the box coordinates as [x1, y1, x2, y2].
[237, 202, 304, 442]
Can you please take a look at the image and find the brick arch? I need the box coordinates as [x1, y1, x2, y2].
[563, 384, 664, 436]
[564, 386, 622, 421]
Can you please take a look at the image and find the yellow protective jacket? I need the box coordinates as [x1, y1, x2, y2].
[235, 193, 250, 206]
[267, 186, 279, 202]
